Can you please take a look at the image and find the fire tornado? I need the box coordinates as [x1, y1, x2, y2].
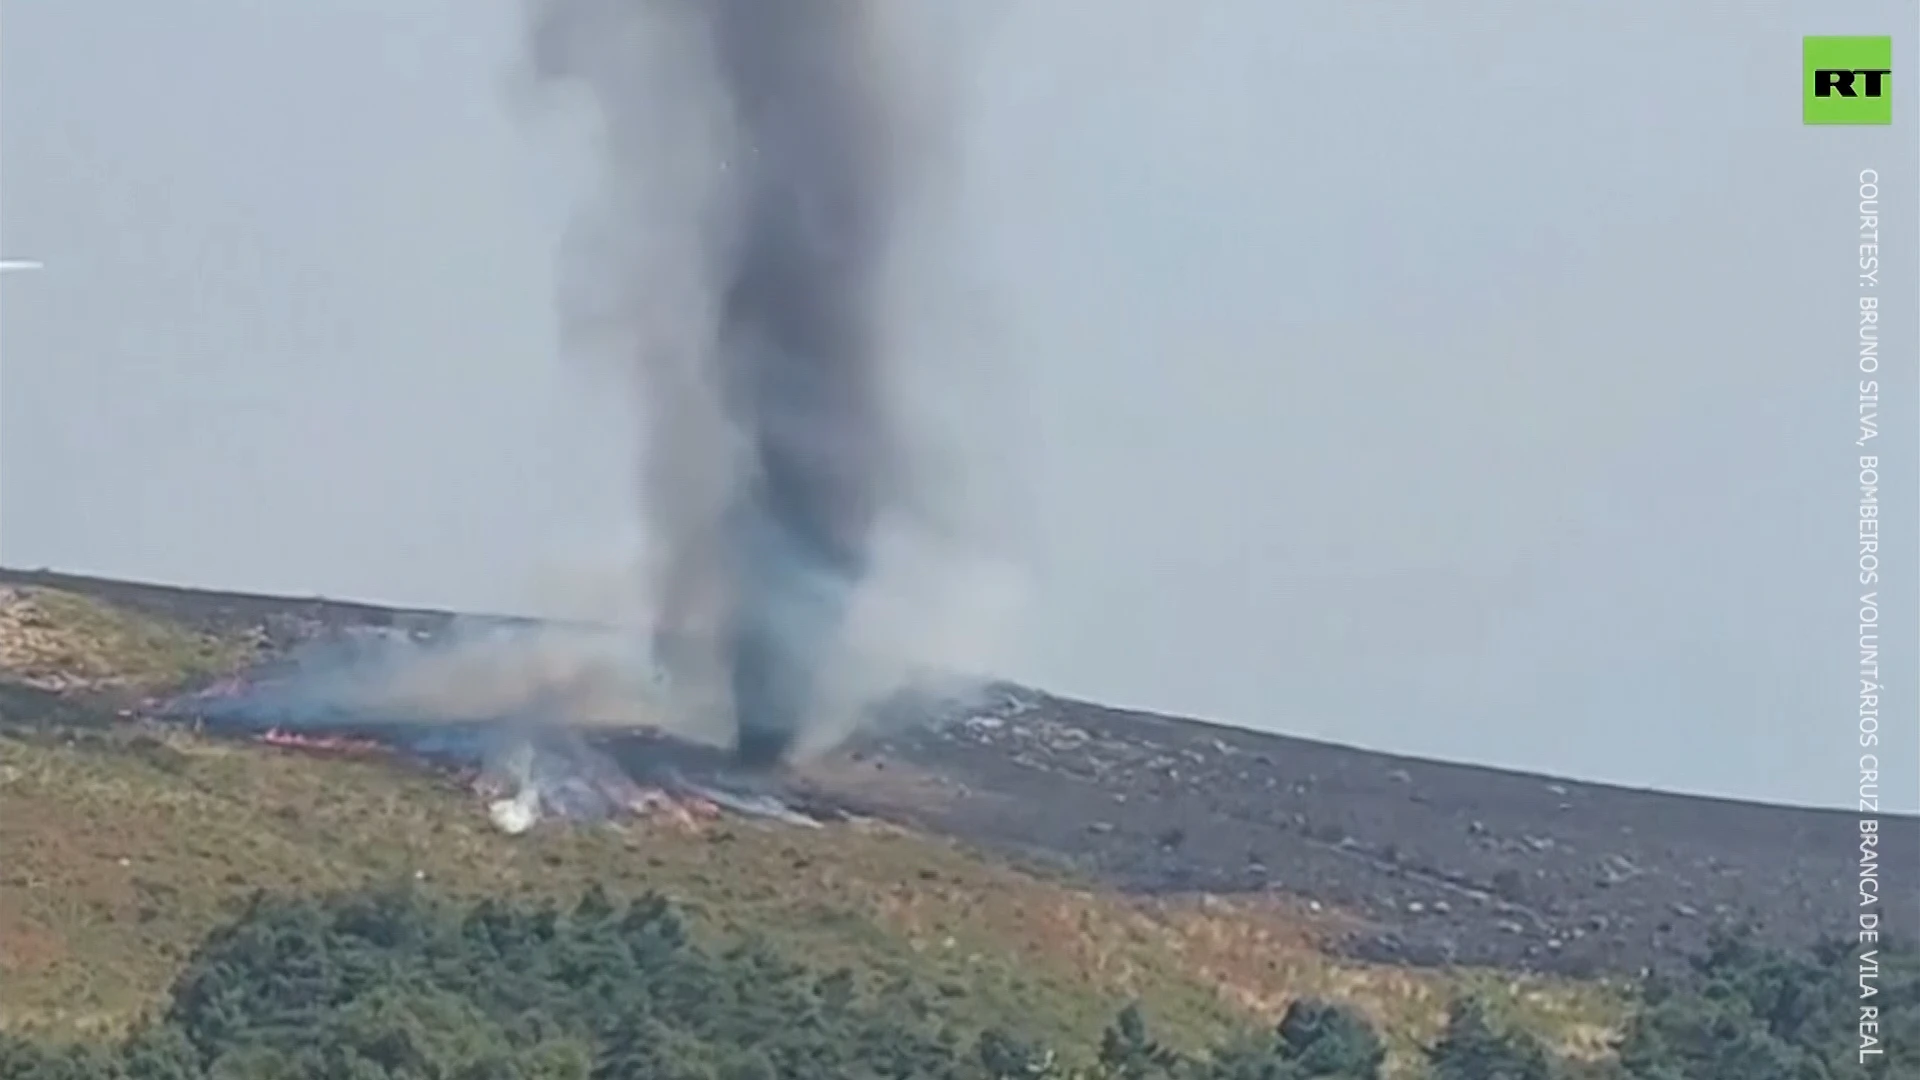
[529, 0, 907, 768]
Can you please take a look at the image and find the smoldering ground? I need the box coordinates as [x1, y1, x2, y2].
[191, 621, 676, 737]
[166, 623, 834, 832]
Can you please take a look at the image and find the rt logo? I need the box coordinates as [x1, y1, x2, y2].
[1805, 36, 1893, 125]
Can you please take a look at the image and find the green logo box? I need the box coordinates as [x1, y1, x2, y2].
[1805, 36, 1893, 125]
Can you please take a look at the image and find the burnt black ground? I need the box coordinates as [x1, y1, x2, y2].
[7, 569, 1914, 978]
[830, 695, 1918, 977]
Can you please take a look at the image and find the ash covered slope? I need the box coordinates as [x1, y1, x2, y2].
[837, 697, 1916, 977]
[5, 568, 1911, 980]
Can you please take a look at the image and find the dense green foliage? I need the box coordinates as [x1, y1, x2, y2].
[0, 886, 1380, 1080]
[1, 888, 1913, 1080]
[1611, 929, 1919, 1080]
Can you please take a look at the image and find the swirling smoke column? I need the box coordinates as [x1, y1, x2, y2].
[528, 0, 906, 768]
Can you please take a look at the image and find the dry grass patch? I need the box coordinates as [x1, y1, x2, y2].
[0, 587, 251, 696]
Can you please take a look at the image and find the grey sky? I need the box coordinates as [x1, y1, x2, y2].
[3, 2, 1915, 810]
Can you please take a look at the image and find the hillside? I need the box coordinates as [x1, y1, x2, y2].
[839, 695, 1914, 976]
[0, 569, 1911, 1079]
[0, 571, 1618, 1076]
[4, 568, 1910, 977]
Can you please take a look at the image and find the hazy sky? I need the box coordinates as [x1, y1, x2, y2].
[3, 2, 1915, 810]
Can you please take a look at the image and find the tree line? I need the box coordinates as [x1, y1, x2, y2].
[1, 885, 1912, 1080]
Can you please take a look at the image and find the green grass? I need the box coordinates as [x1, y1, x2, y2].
[0, 588, 1630, 1075]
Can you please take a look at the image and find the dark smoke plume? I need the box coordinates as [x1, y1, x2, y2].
[528, 0, 911, 768]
